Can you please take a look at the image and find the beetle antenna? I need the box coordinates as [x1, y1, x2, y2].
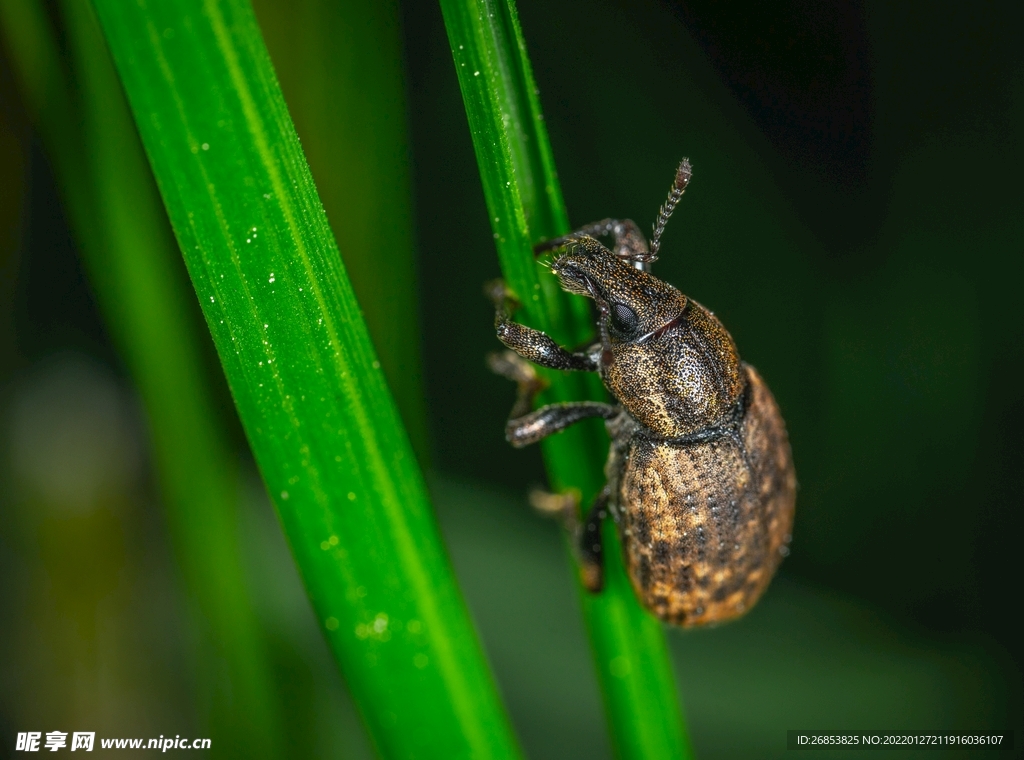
[650, 158, 692, 258]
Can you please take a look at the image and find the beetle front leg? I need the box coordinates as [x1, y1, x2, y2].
[486, 280, 598, 371]
[531, 486, 610, 592]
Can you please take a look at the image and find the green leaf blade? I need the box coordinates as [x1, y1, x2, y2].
[90, 1, 522, 757]
[439, 0, 693, 758]
[0, 1, 285, 754]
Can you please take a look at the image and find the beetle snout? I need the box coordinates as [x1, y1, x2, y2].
[551, 249, 626, 300]
[550, 258, 599, 298]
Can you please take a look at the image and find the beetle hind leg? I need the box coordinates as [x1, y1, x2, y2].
[504, 399, 618, 448]
[530, 486, 609, 592]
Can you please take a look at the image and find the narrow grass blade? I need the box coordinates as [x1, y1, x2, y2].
[0, 3, 284, 755]
[438, 0, 693, 757]
[89, 1, 522, 757]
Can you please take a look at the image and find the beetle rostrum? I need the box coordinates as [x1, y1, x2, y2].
[488, 159, 796, 627]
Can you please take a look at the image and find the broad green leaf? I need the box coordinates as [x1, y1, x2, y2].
[0, 2, 283, 755]
[88, 0, 522, 757]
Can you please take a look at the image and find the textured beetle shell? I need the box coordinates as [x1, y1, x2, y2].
[617, 363, 795, 627]
[604, 299, 745, 438]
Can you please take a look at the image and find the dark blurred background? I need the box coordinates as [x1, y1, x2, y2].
[409, 0, 1023, 753]
[412, 0, 1022, 684]
[1, 0, 1021, 757]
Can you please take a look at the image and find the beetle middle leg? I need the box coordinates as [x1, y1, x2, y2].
[487, 350, 616, 447]
[531, 486, 610, 592]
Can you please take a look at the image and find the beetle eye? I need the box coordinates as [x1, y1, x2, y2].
[609, 303, 639, 335]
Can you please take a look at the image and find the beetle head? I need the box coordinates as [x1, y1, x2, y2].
[550, 236, 686, 345]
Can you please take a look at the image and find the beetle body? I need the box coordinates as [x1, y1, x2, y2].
[615, 361, 794, 626]
[490, 159, 795, 627]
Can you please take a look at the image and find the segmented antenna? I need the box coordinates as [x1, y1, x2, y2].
[649, 158, 692, 258]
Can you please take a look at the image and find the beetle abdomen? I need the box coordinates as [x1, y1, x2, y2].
[619, 363, 795, 627]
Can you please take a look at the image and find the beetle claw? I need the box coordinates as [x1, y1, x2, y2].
[528, 488, 580, 523]
[484, 278, 519, 314]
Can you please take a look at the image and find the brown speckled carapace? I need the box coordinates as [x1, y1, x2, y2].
[488, 159, 795, 627]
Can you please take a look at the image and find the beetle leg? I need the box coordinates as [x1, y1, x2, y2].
[531, 486, 609, 592]
[503, 400, 618, 448]
[497, 320, 600, 370]
[486, 280, 598, 371]
[534, 218, 653, 265]
[487, 350, 547, 420]
[578, 487, 610, 592]
[489, 349, 615, 444]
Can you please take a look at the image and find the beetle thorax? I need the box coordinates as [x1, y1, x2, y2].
[603, 301, 743, 438]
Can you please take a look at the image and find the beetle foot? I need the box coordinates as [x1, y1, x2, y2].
[578, 561, 603, 593]
[484, 278, 519, 318]
[528, 487, 580, 524]
[487, 349, 541, 386]
[489, 350, 549, 423]
[529, 488, 603, 592]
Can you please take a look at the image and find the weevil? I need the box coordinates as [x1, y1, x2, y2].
[488, 159, 795, 627]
